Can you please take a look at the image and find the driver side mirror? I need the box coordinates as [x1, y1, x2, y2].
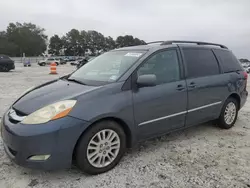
[137, 74, 157, 87]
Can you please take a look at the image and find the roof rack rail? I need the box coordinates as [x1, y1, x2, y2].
[146, 41, 165, 45]
[160, 40, 228, 49]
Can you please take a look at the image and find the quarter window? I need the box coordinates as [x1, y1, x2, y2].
[183, 49, 220, 78]
[213, 49, 243, 73]
[137, 50, 180, 85]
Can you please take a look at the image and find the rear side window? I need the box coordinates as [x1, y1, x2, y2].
[183, 49, 220, 78]
[213, 49, 243, 73]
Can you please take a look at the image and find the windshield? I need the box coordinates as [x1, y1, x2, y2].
[69, 51, 145, 85]
[0, 55, 11, 60]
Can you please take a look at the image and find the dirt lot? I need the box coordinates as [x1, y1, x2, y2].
[0, 64, 250, 188]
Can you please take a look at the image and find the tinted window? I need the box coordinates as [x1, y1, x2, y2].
[47, 58, 54, 61]
[137, 50, 180, 85]
[214, 49, 243, 73]
[183, 49, 219, 78]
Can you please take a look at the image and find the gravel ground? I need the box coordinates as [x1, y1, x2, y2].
[0, 64, 250, 188]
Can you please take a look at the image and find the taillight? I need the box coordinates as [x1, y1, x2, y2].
[243, 71, 248, 90]
[243, 71, 248, 80]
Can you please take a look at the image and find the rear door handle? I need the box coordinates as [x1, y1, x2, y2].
[176, 84, 185, 91]
[188, 82, 196, 89]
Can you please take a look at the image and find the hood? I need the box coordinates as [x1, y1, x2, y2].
[0, 59, 14, 64]
[13, 79, 100, 114]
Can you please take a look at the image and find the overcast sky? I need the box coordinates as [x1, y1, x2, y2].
[0, 0, 249, 58]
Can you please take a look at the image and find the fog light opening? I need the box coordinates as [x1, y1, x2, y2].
[28, 155, 51, 161]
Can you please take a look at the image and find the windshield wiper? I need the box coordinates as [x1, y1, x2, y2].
[67, 78, 86, 85]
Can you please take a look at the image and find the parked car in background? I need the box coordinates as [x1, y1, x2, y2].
[38, 58, 60, 66]
[55, 58, 67, 65]
[70, 60, 79, 66]
[0, 54, 15, 72]
[70, 58, 84, 66]
[242, 64, 250, 73]
[246, 67, 250, 73]
[1, 40, 248, 175]
[67, 57, 76, 62]
[76, 58, 89, 69]
[75, 57, 96, 69]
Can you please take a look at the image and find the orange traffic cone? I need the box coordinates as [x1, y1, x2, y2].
[50, 62, 57, 74]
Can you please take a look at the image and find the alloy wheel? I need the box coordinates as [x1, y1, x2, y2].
[87, 129, 120, 168]
[224, 102, 236, 125]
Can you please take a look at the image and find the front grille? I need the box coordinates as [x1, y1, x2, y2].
[9, 118, 19, 124]
[8, 108, 27, 124]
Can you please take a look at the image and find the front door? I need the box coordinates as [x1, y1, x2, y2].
[132, 49, 188, 139]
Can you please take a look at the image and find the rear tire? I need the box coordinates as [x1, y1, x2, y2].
[75, 120, 126, 175]
[218, 97, 239, 129]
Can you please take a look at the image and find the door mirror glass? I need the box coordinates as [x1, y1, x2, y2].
[137, 74, 157, 87]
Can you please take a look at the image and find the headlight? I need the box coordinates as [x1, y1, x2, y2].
[21, 100, 77, 124]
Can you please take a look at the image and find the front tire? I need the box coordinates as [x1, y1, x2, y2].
[218, 97, 239, 129]
[0, 66, 10, 72]
[75, 121, 126, 175]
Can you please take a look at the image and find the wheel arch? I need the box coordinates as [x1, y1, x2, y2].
[72, 116, 134, 160]
[228, 93, 241, 108]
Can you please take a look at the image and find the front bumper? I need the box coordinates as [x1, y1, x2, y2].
[1, 111, 89, 170]
[0, 63, 15, 70]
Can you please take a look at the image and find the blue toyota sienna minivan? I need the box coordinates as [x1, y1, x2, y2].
[1, 41, 248, 174]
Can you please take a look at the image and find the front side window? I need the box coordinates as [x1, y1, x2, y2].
[69, 51, 145, 85]
[183, 48, 220, 78]
[137, 50, 180, 85]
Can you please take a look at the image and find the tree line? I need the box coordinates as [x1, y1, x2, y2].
[49, 29, 146, 56]
[0, 22, 146, 57]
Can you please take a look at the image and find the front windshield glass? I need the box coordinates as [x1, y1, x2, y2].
[69, 50, 145, 85]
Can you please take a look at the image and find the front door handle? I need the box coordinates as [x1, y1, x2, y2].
[176, 84, 185, 91]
